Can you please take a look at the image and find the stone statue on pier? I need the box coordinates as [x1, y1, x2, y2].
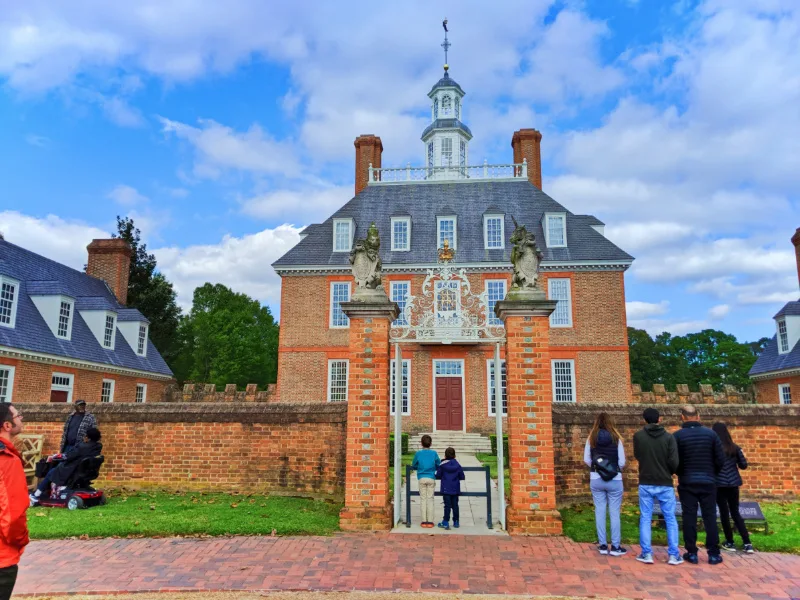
[508, 216, 544, 300]
[349, 222, 385, 301]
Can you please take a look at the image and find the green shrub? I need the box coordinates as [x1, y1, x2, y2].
[389, 433, 410, 463]
[490, 434, 509, 462]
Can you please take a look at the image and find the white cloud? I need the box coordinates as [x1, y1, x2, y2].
[630, 318, 710, 336]
[100, 96, 144, 128]
[107, 184, 149, 207]
[241, 186, 353, 223]
[626, 300, 670, 320]
[708, 304, 730, 319]
[605, 222, 697, 253]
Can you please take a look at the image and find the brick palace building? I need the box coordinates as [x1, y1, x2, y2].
[0, 237, 173, 404]
[272, 64, 635, 436]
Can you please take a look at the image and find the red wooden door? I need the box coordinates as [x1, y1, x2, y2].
[436, 377, 463, 431]
[50, 390, 69, 403]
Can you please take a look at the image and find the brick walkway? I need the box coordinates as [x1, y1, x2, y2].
[16, 535, 800, 599]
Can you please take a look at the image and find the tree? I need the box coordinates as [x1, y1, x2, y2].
[114, 217, 182, 367]
[748, 337, 771, 357]
[174, 283, 279, 388]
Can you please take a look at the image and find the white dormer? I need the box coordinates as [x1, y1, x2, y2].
[118, 310, 149, 357]
[30, 294, 75, 341]
[543, 212, 567, 248]
[777, 315, 800, 354]
[78, 302, 118, 351]
[591, 224, 605, 237]
[332, 218, 354, 252]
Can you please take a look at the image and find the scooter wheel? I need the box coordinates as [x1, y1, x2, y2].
[67, 496, 84, 510]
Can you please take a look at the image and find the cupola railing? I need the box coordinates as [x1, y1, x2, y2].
[368, 159, 527, 184]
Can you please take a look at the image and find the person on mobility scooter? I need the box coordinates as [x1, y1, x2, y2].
[29, 427, 105, 510]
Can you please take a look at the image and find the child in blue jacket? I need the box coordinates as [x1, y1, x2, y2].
[436, 447, 465, 530]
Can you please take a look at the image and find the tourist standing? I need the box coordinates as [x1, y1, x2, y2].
[712, 422, 755, 554]
[633, 408, 682, 565]
[60, 400, 97, 455]
[584, 412, 627, 556]
[436, 447, 465, 530]
[673, 405, 726, 565]
[411, 435, 440, 528]
[0, 403, 30, 600]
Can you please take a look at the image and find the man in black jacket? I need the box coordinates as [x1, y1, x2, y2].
[633, 408, 681, 565]
[673, 405, 726, 565]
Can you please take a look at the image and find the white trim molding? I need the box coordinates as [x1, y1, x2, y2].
[437, 215, 457, 250]
[390, 358, 411, 416]
[486, 359, 507, 417]
[101, 378, 116, 403]
[0, 364, 15, 403]
[483, 214, 505, 250]
[51, 372, 75, 403]
[778, 383, 792, 405]
[391, 217, 412, 252]
[136, 383, 147, 403]
[332, 218, 354, 252]
[0, 276, 20, 329]
[327, 359, 349, 402]
[548, 278, 573, 328]
[329, 281, 351, 329]
[552, 359, 577, 403]
[543, 212, 567, 248]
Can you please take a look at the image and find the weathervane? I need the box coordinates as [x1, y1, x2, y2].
[441, 18, 451, 71]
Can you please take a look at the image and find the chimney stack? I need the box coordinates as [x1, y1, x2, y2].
[792, 228, 800, 289]
[511, 129, 543, 190]
[354, 134, 383, 196]
[86, 239, 133, 305]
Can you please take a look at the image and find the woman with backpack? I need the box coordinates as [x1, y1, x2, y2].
[712, 422, 755, 554]
[583, 412, 627, 556]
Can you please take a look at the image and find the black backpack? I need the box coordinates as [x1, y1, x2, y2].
[592, 456, 620, 482]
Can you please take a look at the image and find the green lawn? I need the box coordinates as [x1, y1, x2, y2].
[560, 502, 800, 554]
[388, 453, 415, 498]
[28, 491, 342, 539]
[476, 453, 510, 496]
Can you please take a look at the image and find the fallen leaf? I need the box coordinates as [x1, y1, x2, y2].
[230, 503, 238, 508]
[34, 511, 46, 518]
[271, 529, 277, 536]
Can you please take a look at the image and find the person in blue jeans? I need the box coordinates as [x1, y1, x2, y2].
[584, 412, 627, 556]
[633, 408, 682, 565]
[436, 447, 465, 530]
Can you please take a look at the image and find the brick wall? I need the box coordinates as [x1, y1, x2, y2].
[20, 402, 347, 497]
[753, 376, 799, 404]
[2, 357, 169, 403]
[167, 383, 277, 402]
[632, 383, 754, 404]
[553, 403, 800, 505]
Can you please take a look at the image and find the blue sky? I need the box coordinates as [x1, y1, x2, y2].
[1, 0, 798, 342]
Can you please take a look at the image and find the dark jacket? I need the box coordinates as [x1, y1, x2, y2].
[673, 421, 725, 486]
[633, 423, 679, 487]
[60, 411, 97, 452]
[591, 429, 620, 470]
[50, 441, 103, 487]
[716, 446, 747, 487]
[436, 459, 465, 495]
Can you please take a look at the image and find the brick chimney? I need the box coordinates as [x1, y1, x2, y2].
[792, 228, 800, 289]
[511, 129, 543, 190]
[354, 134, 383, 195]
[86, 239, 133, 305]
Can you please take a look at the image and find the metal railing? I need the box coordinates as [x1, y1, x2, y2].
[369, 160, 528, 184]
[404, 464, 493, 528]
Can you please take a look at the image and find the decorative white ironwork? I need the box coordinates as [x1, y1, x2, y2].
[390, 263, 506, 344]
[369, 159, 527, 185]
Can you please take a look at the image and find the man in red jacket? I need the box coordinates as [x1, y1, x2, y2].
[0, 403, 29, 600]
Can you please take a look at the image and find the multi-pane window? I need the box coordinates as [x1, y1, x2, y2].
[333, 220, 352, 252]
[778, 319, 789, 353]
[137, 324, 147, 355]
[433, 98, 439, 119]
[486, 280, 506, 326]
[390, 359, 410, 415]
[455, 97, 460, 120]
[548, 278, 573, 327]
[552, 360, 576, 403]
[487, 360, 507, 416]
[484, 215, 504, 249]
[427, 142, 434, 171]
[392, 218, 410, 251]
[459, 140, 466, 172]
[779, 384, 792, 405]
[51, 373, 73, 403]
[328, 360, 348, 402]
[0, 279, 17, 327]
[434, 360, 462, 376]
[441, 138, 452, 167]
[546, 214, 566, 247]
[136, 383, 147, 403]
[101, 379, 115, 403]
[442, 94, 452, 116]
[103, 314, 115, 348]
[57, 300, 72, 338]
[438, 217, 456, 249]
[330, 282, 351, 328]
[0, 366, 14, 403]
[391, 281, 410, 327]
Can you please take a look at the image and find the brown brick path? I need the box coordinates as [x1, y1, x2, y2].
[16, 535, 800, 599]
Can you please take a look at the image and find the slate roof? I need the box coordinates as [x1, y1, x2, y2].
[273, 179, 633, 270]
[421, 118, 473, 140]
[774, 301, 800, 319]
[0, 239, 172, 377]
[750, 300, 800, 376]
[429, 72, 464, 95]
[117, 308, 150, 323]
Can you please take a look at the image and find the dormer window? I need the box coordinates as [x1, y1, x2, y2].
[438, 216, 457, 250]
[0, 276, 19, 329]
[442, 94, 452, 116]
[103, 313, 116, 349]
[333, 219, 353, 252]
[57, 298, 74, 339]
[137, 323, 148, 356]
[484, 215, 504, 249]
[544, 213, 567, 248]
[778, 319, 790, 353]
[391, 217, 411, 251]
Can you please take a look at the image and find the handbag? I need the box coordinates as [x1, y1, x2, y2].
[592, 456, 620, 482]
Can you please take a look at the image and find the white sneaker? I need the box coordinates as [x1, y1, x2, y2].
[29, 493, 39, 507]
[668, 555, 685, 566]
[636, 553, 654, 564]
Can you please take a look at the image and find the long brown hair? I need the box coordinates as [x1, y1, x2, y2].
[589, 412, 621, 447]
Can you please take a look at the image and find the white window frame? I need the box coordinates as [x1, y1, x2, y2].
[136, 383, 147, 403]
[327, 359, 349, 403]
[332, 218, 354, 252]
[777, 319, 789, 354]
[485, 279, 507, 326]
[101, 378, 115, 403]
[51, 372, 74, 404]
[390, 359, 411, 416]
[441, 94, 452, 116]
[0, 365, 16, 403]
[483, 214, 505, 250]
[486, 359, 507, 417]
[0, 276, 20, 329]
[778, 383, 792, 405]
[552, 359, 576, 403]
[548, 278, 573, 328]
[102, 312, 117, 350]
[391, 280, 411, 327]
[437, 216, 457, 250]
[544, 212, 567, 248]
[441, 137, 453, 167]
[56, 297, 75, 340]
[391, 217, 411, 252]
[137, 323, 149, 356]
[329, 282, 351, 329]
